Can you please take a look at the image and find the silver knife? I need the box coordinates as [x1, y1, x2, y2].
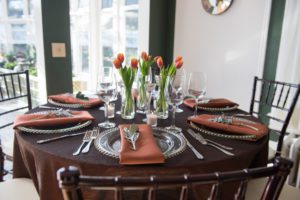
[37, 132, 85, 144]
[187, 129, 234, 156]
[180, 133, 204, 160]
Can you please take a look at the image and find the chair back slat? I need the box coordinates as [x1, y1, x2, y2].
[234, 179, 248, 200]
[3, 76, 9, 98]
[179, 185, 188, 200]
[209, 183, 221, 200]
[17, 74, 22, 94]
[282, 86, 291, 109]
[0, 70, 32, 130]
[147, 187, 156, 200]
[250, 76, 300, 157]
[10, 74, 16, 97]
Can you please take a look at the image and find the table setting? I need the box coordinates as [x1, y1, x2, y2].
[12, 52, 269, 200]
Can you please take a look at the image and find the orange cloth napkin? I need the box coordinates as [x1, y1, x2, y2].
[13, 111, 94, 128]
[118, 124, 165, 165]
[48, 93, 102, 108]
[187, 114, 268, 141]
[183, 98, 238, 108]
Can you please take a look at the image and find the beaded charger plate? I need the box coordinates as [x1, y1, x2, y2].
[48, 99, 91, 108]
[17, 110, 93, 134]
[197, 105, 239, 112]
[17, 120, 92, 134]
[94, 127, 187, 159]
[188, 117, 257, 141]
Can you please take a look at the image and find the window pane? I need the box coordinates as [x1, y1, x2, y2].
[126, 10, 138, 31]
[7, 0, 24, 18]
[79, 0, 88, 8]
[101, 0, 112, 9]
[125, 47, 137, 62]
[81, 45, 89, 72]
[0, 25, 5, 43]
[11, 24, 27, 42]
[13, 44, 27, 57]
[0, 0, 4, 17]
[103, 46, 113, 67]
[125, 0, 138, 6]
[28, 0, 34, 15]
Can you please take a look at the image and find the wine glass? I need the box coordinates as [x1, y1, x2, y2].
[188, 72, 207, 117]
[165, 74, 186, 132]
[97, 68, 117, 128]
[175, 68, 186, 113]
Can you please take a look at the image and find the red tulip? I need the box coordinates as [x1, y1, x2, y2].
[175, 60, 183, 69]
[156, 57, 164, 69]
[117, 53, 124, 63]
[113, 58, 121, 69]
[141, 51, 149, 61]
[131, 58, 138, 69]
[175, 56, 183, 63]
[154, 56, 160, 62]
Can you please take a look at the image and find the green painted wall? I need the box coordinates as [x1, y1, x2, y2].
[41, 0, 73, 95]
[261, 0, 286, 141]
[149, 0, 176, 75]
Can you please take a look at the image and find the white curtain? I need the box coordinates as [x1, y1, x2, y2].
[275, 0, 300, 135]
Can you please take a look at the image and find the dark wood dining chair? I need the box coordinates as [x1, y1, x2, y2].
[249, 76, 300, 158]
[57, 157, 292, 200]
[0, 70, 32, 179]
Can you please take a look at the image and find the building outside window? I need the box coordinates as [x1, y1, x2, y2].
[69, 0, 139, 92]
[0, 0, 39, 105]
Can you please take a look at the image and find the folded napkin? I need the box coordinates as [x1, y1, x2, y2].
[48, 93, 102, 108]
[13, 111, 94, 129]
[118, 124, 165, 165]
[187, 114, 268, 141]
[183, 98, 238, 109]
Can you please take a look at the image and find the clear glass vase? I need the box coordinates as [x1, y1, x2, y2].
[121, 86, 135, 119]
[155, 75, 168, 119]
[137, 74, 152, 113]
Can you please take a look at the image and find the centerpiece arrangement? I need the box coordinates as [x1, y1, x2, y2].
[136, 52, 154, 113]
[155, 56, 184, 119]
[113, 53, 138, 119]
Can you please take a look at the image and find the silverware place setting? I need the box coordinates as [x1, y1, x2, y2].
[123, 124, 140, 151]
[187, 129, 234, 156]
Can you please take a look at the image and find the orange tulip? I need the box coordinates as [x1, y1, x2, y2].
[117, 53, 124, 63]
[131, 58, 138, 69]
[175, 56, 183, 63]
[113, 58, 122, 69]
[154, 56, 160, 62]
[156, 57, 164, 68]
[141, 51, 149, 61]
[175, 60, 183, 69]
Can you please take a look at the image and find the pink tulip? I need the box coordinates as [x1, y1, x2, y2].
[117, 53, 124, 63]
[175, 60, 183, 69]
[141, 51, 149, 61]
[156, 57, 164, 69]
[113, 58, 121, 69]
[131, 58, 138, 69]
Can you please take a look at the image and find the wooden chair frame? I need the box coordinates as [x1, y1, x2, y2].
[250, 76, 300, 157]
[0, 70, 32, 179]
[57, 157, 293, 200]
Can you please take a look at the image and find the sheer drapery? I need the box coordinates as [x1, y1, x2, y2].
[275, 0, 300, 135]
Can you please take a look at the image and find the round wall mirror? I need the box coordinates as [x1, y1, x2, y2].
[201, 0, 233, 15]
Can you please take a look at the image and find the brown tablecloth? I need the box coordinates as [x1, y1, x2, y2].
[13, 98, 268, 200]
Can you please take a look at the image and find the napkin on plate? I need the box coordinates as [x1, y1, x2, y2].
[187, 114, 268, 141]
[13, 111, 94, 129]
[48, 93, 103, 108]
[183, 98, 239, 109]
[118, 124, 165, 165]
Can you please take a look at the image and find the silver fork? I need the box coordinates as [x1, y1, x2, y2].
[81, 128, 100, 154]
[73, 131, 92, 155]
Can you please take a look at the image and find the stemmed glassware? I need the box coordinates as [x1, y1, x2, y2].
[97, 68, 117, 128]
[165, 74, 186, 132]
[142, 80, 156, 122]
[188, 72, 207, 117]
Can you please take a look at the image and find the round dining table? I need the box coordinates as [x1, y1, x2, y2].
[13, 98, 268, 200]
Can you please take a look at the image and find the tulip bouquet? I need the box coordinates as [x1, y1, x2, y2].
[113, 53, 138, 119]
[155, 56, 183, 119]
[137, 51, 155, 111]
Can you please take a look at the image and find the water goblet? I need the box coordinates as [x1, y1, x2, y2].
[188, 72, 207, 117]
[165, 74, 186, 132]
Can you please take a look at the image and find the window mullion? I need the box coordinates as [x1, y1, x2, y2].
[88, 0, 101, 91]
